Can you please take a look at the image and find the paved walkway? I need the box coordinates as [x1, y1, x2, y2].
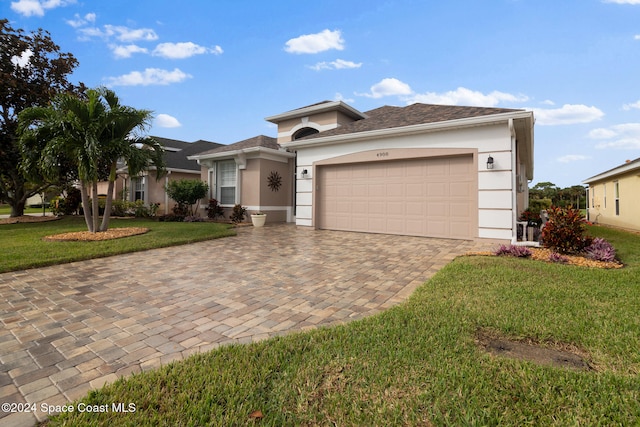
[0, 225, 497, 426]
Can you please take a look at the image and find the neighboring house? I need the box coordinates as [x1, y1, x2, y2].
[190, 101, 535, 242]
[583, 158, 640, 232]
[97, 137, 222, 214]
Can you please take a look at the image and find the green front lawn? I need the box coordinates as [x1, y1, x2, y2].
[0, 216, 235, 273]
[43, 225, 640, 426]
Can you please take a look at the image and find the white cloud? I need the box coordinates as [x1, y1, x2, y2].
[11, 49, 33, 68]
[622, 100, 640, 110]
[66, 12, 96, 28]
[356, 78, 413, 99]
[105, 68, 192, 86]
[541, 99, 556, 106]
[155, 114, 182, 128]
[588, 128, 618, 139]
[557, 154, 590, 163]
[79, 25, 158, 42]
[602, 0, 640, 4]
[285, 29, 344, 54]
[10, 0, 74, 17]
[408, 87, 528, 107]
[308, 58, 362, 71]
[635, 35, 640, 40]
[534, 104, 604, 125]
[334, 92, 355, 103]
[589, 123, 640, 149]
[111, 44, 148, 59]
[152, 42, 223, 59]
[108, 25, 158, 42]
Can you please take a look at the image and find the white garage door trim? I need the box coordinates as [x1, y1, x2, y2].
[313, 148, 478, 239]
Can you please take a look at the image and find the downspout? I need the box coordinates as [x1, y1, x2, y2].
[509, 118, 518, 244]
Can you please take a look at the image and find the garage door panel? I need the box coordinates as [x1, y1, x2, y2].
[406, 183, 424, 197]
[336, 168, 352, 179]
[427, 182, 446, 196]
[368, 183, 385, 196]
[450, 182, 472, 197]
[318, 156, 474, 239]
[387, 203, 405, 216]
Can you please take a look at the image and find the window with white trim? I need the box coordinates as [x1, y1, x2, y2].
[132, 176, 145, 202]
[217, 160, 237, 205]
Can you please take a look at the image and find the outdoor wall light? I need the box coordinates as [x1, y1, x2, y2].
[487, 156, 494, 170]
[301, 169, 308, 178]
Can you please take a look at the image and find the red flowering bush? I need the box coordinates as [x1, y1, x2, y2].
[541, 206, 591, 254]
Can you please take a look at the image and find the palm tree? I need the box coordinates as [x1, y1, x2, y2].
[18, 87, 165, 232]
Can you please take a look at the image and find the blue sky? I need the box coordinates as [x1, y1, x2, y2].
[4, 0, 640, 188]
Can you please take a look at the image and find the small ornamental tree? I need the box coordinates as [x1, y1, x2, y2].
[541, 205, 591, 254]
[165, 179, 209, 217]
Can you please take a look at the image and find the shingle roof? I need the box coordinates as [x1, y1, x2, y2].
[299, 103, 524, 139]
[153, 137, 222, 171]
[192, 135, 279, 156]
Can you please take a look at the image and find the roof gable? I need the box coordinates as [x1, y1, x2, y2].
[192, 135, 279, 157]
[153, 137, 222, 171]
[298, 103, 524, 140]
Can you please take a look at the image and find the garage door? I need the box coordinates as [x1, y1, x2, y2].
[316, 155, 475, 239]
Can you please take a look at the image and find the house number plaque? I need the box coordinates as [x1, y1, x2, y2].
[376, 152, 389, 158]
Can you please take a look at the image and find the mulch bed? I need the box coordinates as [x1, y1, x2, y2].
[42, 227, 149, 241]
[467, 247, 623, 269]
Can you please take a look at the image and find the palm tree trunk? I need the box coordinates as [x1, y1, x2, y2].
[99, 162, 117, 232]
[92, 181, 100, 233]
[80, 182, 94, 232]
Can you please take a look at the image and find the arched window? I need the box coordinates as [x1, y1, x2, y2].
[293, 127, 319, 140]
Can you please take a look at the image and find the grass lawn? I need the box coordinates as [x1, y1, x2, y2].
[0, 216, 235, 273]
[39, 225, 640, 426]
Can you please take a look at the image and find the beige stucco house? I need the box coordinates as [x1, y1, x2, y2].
[188, 135, 296, 222]
[190, 101, 535, 242]
[96, 137, 221, 215]
[583, 157, 640, 232]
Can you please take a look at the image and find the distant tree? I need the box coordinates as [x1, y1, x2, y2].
[530, 182, 560, 202]
[165, 179, 209, 216]
[0, 19, 82, 217]
[529, 181, 586, 208]
[18, 87, 165, 232]
[566, 185, 587, 209]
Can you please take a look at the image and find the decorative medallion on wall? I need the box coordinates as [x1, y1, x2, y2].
[267, 171, 282, 192]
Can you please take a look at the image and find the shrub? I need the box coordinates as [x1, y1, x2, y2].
[541, 205, 591, 254]
[165, 179, 209, 216]
[584, 238, 617, 263]
[205, 198, 224, 220]
[49, 187, 82, 216]
[548, 252, 569, 264]
[172, 203, 189, 217]
[183, 215, 204, 223]
[230, 204, 247, 224]
[494, 244, 532, 258]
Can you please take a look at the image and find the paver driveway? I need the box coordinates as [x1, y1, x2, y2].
[0, 225, 495, 426]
